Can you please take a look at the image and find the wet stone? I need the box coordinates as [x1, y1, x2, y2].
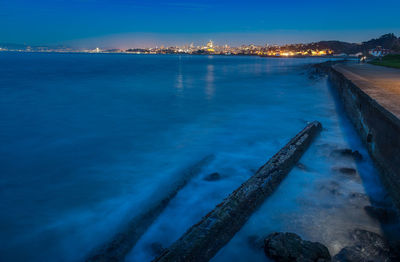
[333, 167, 357, 176]
[319, 181, 343, 196]
[349, 192, 369, 200]
[333, 229, 396, 262]
[203, 172, 221, 181]
[347, 192, 370, 207]
[331, 148, 363, 161]
[333, 246, 378, 262]
[264, 232, 331, 262]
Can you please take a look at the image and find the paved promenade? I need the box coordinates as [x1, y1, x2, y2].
[333, 63, 400, 119]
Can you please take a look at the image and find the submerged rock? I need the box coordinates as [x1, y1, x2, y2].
[348, 192, 370, 206]
[319, 181, 343, 196]
[349, 192, 369, 201]
[333, 229, 395, 262]
[203, 172, 221, 181]
[331, 148, 363, 161]
[264, 232, 331, 262]
[364, 205, 398, 224]
[333, 167, 357, 176]
[333, 246, 376, 262]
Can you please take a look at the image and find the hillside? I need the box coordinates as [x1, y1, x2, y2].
[284, 33, 400, 55]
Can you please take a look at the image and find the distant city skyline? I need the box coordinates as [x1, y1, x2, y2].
[1, 0, 400, 48]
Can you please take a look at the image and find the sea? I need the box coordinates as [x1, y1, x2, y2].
[0, 53, 398, 261]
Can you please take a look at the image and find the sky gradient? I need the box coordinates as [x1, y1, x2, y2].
[1, 0, 400, 48]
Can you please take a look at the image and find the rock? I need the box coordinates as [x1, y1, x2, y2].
[203, 172, 221, 181]
[338, 167, 357, 175]
[331, 148, 363, 161]
[351, 229, 389, 249]
[348, 192, 369, 206]
[333, 167, 357, 176]
[349, 192, 369, 201]
[319, 181, 343, 196]
[364, 206, 398, 224]
[264, 232, 331, 262]
[333, 229, 395, 262]
[333, 246, 373, 262]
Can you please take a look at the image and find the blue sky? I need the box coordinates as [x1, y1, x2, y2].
[1, 0, 399, 48]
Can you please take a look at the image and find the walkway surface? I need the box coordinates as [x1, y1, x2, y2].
[333, 63, 400, 119]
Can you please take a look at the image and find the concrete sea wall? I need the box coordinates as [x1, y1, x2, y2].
[322, 64, 400, 209]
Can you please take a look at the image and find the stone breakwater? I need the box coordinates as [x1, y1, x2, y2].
[154, 121, 322, 262]
[316, 62, 400, 210]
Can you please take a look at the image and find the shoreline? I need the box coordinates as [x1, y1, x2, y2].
[0, 50, 355, 59]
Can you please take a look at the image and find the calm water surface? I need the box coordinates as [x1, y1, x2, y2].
[0, 53, 396, 261]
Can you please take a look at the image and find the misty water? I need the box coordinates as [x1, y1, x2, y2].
[0, 53, 398, 262]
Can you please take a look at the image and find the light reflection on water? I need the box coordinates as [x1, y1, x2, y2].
[205, 63, 215, 100]
[175, 63, 183, 91]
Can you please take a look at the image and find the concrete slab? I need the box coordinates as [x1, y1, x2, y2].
[333, 64, 400, 119]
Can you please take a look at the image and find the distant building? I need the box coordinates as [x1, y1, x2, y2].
[369, 46, 390, 57]
[205, 40, 215, 52]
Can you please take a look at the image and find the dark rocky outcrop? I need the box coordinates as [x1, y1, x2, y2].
[334, 246, 380, 262]
[154, 122, 322, 262]
[333, 229, 395, 262]
[264, 232, 331, 262]
[331, 148, 363, 161]
[203, 172, 221, 181]
[364, 205, 398, 224]
[333, 167, 357, 176]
